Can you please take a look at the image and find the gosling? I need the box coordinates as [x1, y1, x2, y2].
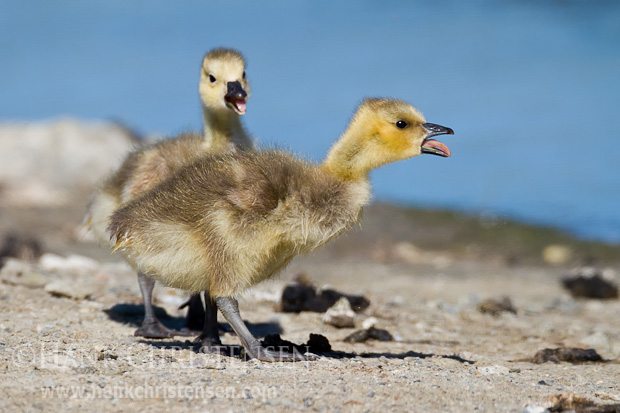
[86, 48, 252, 339]
[108, 98, 454, 361]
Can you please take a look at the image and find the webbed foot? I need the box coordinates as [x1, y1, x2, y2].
[215, 296, 318, 363]
[134, 320, 176, 338]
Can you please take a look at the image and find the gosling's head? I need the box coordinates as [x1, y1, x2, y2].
[199, 48, 250, 115]
[326, 98, 454, 179]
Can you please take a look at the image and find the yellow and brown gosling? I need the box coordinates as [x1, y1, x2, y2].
[86, 48, 252, 339]
[108, 98, 454, 361]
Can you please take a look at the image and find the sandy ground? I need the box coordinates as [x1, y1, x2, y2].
[0, 201, 619, 412]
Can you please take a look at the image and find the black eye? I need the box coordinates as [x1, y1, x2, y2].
[242, 71, 246, 79]
[209, 74, 216, 83]
[395, 120, 408, 129]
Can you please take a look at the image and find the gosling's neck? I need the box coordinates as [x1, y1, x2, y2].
[321, 121, 377, 182]
[202, 105, 251, 152]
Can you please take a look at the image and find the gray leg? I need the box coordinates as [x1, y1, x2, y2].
[215, 296, 317, 362]
[133, 273, 193, 338]
[134, 273, 176, 338]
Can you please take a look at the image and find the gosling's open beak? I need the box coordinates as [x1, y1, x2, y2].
[421, 123, 454, 157]
[224, 81, 247, 115]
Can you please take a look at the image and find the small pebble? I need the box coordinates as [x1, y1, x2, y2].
[322, 297, 356, 328]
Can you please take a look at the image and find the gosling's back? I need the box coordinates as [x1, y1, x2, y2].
[86, 133, 207, 240]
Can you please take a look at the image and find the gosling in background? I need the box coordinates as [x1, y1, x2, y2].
[109, 98, 454, 361]
[86, 48, 252, 339]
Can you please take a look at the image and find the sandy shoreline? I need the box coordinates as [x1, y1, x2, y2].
[1, 197, 619, 412]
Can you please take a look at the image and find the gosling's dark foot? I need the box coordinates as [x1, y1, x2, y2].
[134, 320, 194, 338]
[245, 344, 318, 362]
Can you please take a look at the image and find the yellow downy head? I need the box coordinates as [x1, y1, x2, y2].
[199, 48, 250, 115]
[323, 98, 453, 181]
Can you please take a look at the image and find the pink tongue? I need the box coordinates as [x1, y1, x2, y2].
[235, 99, 247, 114]
[422, 139, 451, 157]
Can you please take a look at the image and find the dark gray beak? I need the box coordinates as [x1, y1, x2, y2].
[226, 81, 247, 100]
[422, 123, 454, 138]
[224, 81, 247, 115]
[421, 123, 454, 157]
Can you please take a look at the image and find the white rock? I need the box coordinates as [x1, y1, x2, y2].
[0, 118, 139, 206]
[362, 317, 378, 329]
[323, 297, 355, 328]
[0, 258, 53, 288]
[45, 280, 98, 300]
[523, 405, 548, 413]
[0, 258, 32, 277]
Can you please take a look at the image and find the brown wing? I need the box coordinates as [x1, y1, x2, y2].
[224, 151, 300, 215]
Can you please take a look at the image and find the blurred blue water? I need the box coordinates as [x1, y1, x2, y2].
[2, 0, 619, 242]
